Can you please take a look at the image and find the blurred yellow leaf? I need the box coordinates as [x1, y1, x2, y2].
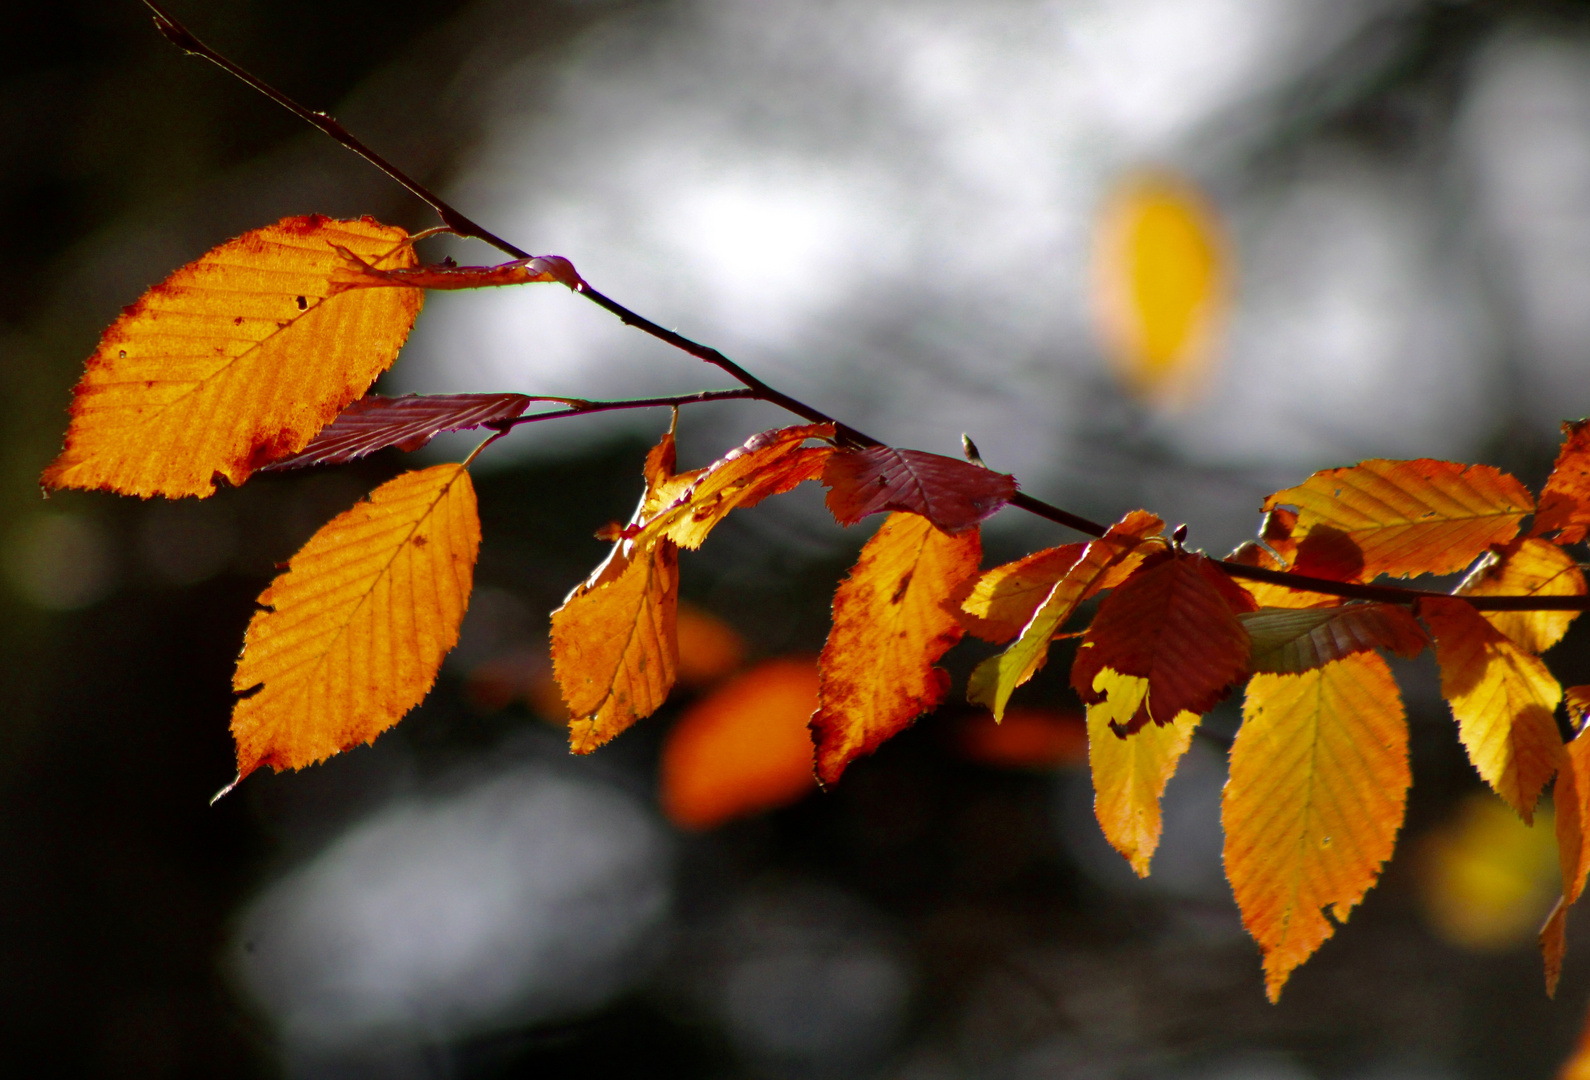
[1418, 791, 1559, 952]
[1093, 171, 1228, 406]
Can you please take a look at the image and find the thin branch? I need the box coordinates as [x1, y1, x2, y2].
[492, 388, 757, 430]
[138, 2, 1590, 613]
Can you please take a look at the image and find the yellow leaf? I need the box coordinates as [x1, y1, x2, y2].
[1422, 596, 1564, 822]
[1093, 171, 1228, 406]
[229, 464, 478, 779]
[45, 216, 422, 498]
[812, 512, 981, 786]
[1085, 668, 1198, 877]
[1457, 537, 1585, 654]
[1223, 652, 1410, 1002]
[968, 510, 1163, 720]
[1418, 791, 1559, 952]
[1263, 460, 1533, 581]
[552, 540, 680, 754]
[958, 544, 1085, 644]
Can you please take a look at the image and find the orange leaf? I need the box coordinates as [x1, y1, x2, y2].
[1544, 897, 1569, 999]
[967, 510, 1163, 720]
[811, 512, 981, 786]
[229, 464, 478, 781]
[1223, 651, 1410, 1002]
[659, 657, 819, 829]
[1533, 419, 1590, 545]
[1225, 534, 1343, 609]
[821, 447, 1018, 534]
[1085, 668, 1199, 876]
[638, 424, 835, 549]
[1071, 550, 1255, 735]
[1571, 686, 1590, 727]
[1239, 602, 1427, 675]
[956, 707, 1088, 770]
[958, 544, 1086, 643]
[1262, 459, 1533, 580]
[44, 215, 422, 498]
[1561, 996, 1590, 1080]
[1548, 725, 1590, 995]
[675, 604, 747, 686]
[1421, 596, 1564, 821]
[1457, 538, 1586, 654]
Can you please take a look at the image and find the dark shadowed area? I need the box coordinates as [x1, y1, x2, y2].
[11, 2, 1590, 1078]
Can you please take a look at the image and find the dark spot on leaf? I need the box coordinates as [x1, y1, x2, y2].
[890, 570, 914, 604]
[118, 351, 127, 359]
[234, 316, 244, 325]
[296, 296, 308, 311]
[235, 682, 265, 700]
[412, 534, 428, 547]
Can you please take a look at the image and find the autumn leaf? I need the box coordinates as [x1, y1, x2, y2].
[1533, 419, 1590, 545]
[44, 215, 422, 498]
[1239, 602, 1427, 675]
[228, 464, 478, 781]
[1085, 668, 1199, 876]
[660, 657, 819, 829]
[1544, 898, 1569, 999]
[1261, 460, 1532, 581]
[638, 423, 835, 549]
[1456, 538, 1586, 654]
[811, 512, 981, 786]
[675, 604, 747, 686]
[1223, 651, 1410, 1001]
[956, 707, 1088, 771]
[1071, 549, 1256, 735]
[822, 446, 1018, 534]
[262, 393, 532, 471]
[1421, 596, 1563, 821]
[1225, 511, 1344, 609]
[1548, 726, 1590, 994]
[1559, 1000, 1590, 1080]
[1092, 170, 1228, 406]
[958, 544, 1086, 643]
[968, 510, 1163, 720]
[329, 248, 584, 292]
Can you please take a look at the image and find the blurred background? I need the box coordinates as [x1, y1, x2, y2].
[9, 0, 1590, 1076]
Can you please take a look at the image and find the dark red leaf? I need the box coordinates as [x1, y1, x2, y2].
[261, 393, 532, 471]
[822, 446, 1018, 534]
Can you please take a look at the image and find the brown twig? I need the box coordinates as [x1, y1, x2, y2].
[491, 389, 758, 430]
[137, 1, 1590, 612]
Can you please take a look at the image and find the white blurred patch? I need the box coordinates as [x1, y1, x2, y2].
[2, 511, 117, 611]
[233, 765, 672, 1051]
[1462, 31, 1590, 427]
[398, 0, 1408, 484]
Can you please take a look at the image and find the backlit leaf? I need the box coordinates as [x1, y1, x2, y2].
[1548, 726, 1590, 994]
[1239, 602, 1427, 675]
[1544, 897, 1568, 999]
[44, 215, 422, 498]
[660, 657, 819, 829]
[1456, 538, 1585, 654]
[329, 248, 584, 292]
[1225, 525, 1343, 610]
[958, 544, 1086, 643]
[1071, 550, 1256, 735]
[1093, 171, 1228, 405]
[1223, 652, 1410, 1002]
[1085, 668, 1199, 876]
[812, 512, 981, 786]
[822, 446, 1018, 534]
[968, 510, 1163, 720]
[1532, 419, 1590, 545]
[1421, 596, 1564, 821]
[1262, 460, 1533, 580]
[638, 424, 835, 550]
[229, 464, 478, 780]
[262, 393, 532, 471]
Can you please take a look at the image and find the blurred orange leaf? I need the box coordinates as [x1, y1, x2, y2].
[229, 464, 478, 781]
[968, 510, 1163, 720]
[1457, 538, 1586, 654]
[1533, 419, 1590, 545]
[956, 707, 1088, 770]
[1239, 602, 1427, 675]
[44, 215, 422, 498]
[812, 512, 981, 786]
[660, 657, 819, 829]
[1421, 596, 1563, 822]
[1086, 668, 1199, 876]
[1071, 550, 1255, 736]
[676, 604, 747, 686]
[1262, 460, 1532, 581]
[1223, 652, 1410, 1002]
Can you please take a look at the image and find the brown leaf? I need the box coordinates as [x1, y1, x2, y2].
[44, 215, 422, 498]
[1262, 459, 1533, 580]
[1240, 602, 1428, 675]
[229, 464, 478, 781]
[811, 512, 981, 786]
[1071, 550, 1256, 734]
[1532, 419, 1590, 544]
[330, 247, 585, 292]
[822, 446, 1018, 534]
[262, 393, 532, 471]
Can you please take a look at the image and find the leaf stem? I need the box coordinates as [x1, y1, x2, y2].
[490, 388, 758, 431]
[137, 2, 1590, 613]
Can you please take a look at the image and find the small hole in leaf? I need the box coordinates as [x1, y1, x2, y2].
[118, 350, 127, 359]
